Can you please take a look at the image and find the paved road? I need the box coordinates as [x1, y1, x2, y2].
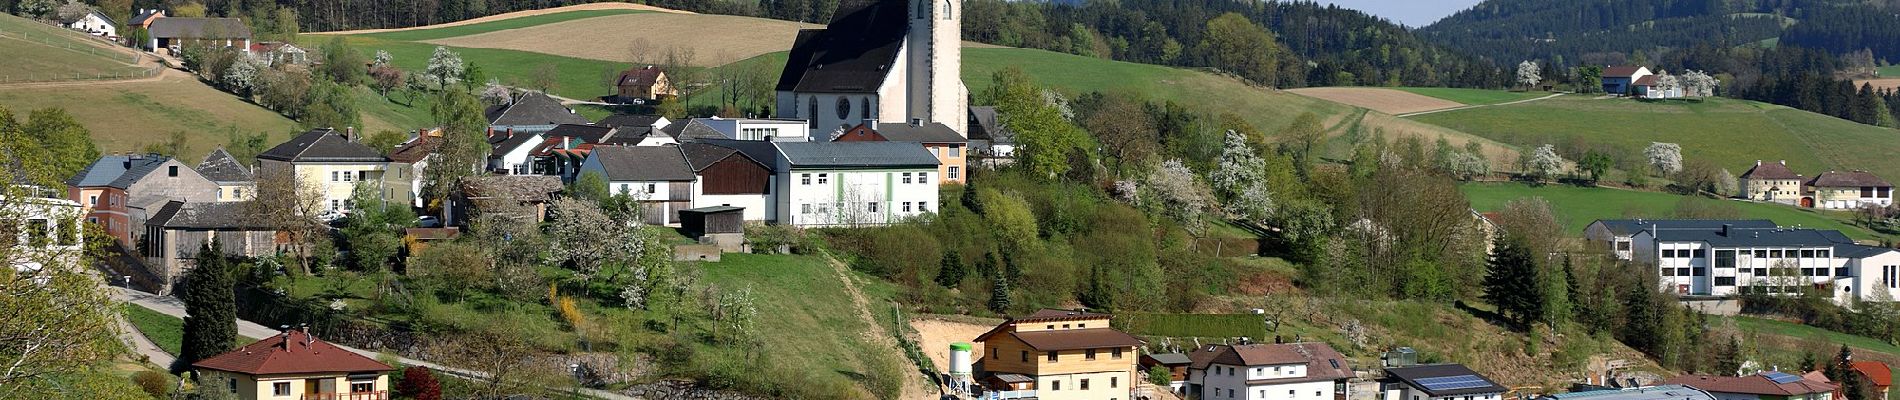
[111, 287, 639, 400]
[115, 314, 176, 368]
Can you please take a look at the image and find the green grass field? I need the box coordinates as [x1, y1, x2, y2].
[1460, 182, 1880, 240]
[0, 78, 299, 162]
[1412, 96, 1900, 182]
[0, 13, 147, 81]
[321, 35, 626, 103]
[1878, 65, 1900, 78]
[1394, 87, 1551, 105]
[696, 253, 905, 399]
[123, 304, 184, 356]
[350, 10, 648, 41]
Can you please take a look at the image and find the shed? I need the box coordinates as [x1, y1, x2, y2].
[679, 206, 745, 238]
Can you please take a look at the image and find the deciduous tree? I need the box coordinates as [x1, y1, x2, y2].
[1516, 60, 1542, 89]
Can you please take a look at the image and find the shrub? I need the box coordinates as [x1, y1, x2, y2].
[396, 366, 443, 400]
[131, 370, 171, 398]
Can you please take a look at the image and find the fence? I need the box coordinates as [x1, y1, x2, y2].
[0, 27, 160, 84]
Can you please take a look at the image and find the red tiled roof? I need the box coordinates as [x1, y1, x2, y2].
[1808, 171, 1892, 188]
[192, 330, 393, 376]
[1633, 75, 1660, 86]
[1665, 373, 1837, 396]
[1856, 361, 1893, 387]
[1741, 161, 1801, 180]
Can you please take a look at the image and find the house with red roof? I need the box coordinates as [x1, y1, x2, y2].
[192, 329, 394, 400]
[613, 65, 676, 102]
[1602, 66, 1654, 96]
[1853, 361, 1893, 399]
[1665, 371, 1836, 400]
[971, 309, 1144, 400]
[1741, 160, 1805, 206]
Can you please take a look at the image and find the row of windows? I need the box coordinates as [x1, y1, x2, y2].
[800, 172, 936, 185]
[1662, 267, 1849, 277]
[798, 201, 930, 215]
[7, 218, 79, 247]
[1664, 248, 1834, 260]
[992, 347, 1124, 362]
[1042, 376, 1114, 391]
[331, 170, 371, 182]
[932, 146, 962, 158]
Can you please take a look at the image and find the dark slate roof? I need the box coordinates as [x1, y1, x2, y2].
[486, 92, 589, 127]
[776, 141, 938, 168]
[147, 201, 270, 229]
[1604, 66, 1646, 78]
[872, 122, 965, 143]
[1591, 219, 1777, 236]
[258, 129, 389, 163]
[1383, 364, 1508, 397]
[674, 120, 730, 140]
[774, 0, 908, 93]
[679, 142, 768, 172]
[546, 124, 619, 144]
[196, 148, 253, 183]
[1837, 244, 1897, 259]
[967, 106, 1011, 143]
[616, 66, 664, 87]
[61, 10, 114, 25]
[1808, 171, 1892, 188]
[1647, 227, 1857, 248]
[487, 131, 544, 160]
[1145, 353, 1191, 365]
[695, 139, 782, 168]
[66, 154, 171, 189]
[589, 146, 696, 182]
[129, 11, 162, 26]
[147, 17, 251, 39]
[598, 114, 666, 129]
[1741, 161, 1802, 180]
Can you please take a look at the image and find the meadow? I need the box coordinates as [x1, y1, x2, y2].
[0, 13, 147, 82]
[351, 10, 651, 41]
[0, 77, 298, 162]
[1394, 87, 1551, 105]
[1460, 182, 1880, 240]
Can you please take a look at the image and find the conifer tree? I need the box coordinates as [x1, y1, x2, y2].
[179, 243, 238, 372]
[1482, 236, 1543, 330]
[988, 270, 1011, 314]
[936, 251, 964, 288]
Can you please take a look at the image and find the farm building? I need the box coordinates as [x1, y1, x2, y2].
[61, 10, 116, 37]
[681, 142, 776, 222]
[144, 17, 251, 55]
[678, 206, 744, 238]
[578, 146, 697, 225]
[1602, 66, 1654, 96]
[140, 201, 278, 287]
[1804, 170, 1893, 210]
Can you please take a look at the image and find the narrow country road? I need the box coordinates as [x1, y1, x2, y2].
[1395, 92, 1566, 118]
[110, 287, 640, 400]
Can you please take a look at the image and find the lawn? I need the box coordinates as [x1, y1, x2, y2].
[1394, 87, 1551, 105]
[123, 304, 185, 356]
[0, 77, 299, 162]
[1460, 182, 1881, 240]
[350, 10, 649, 41]
[1726, 315, 1900, 357]
[696, 253, 907, 399]
[1879, 65, 1900, 78]
[1411, 96, 1900, 183]
[353, 86, 438, 134]
[0, 12, 147, 82]
[321, 35, 626, 103]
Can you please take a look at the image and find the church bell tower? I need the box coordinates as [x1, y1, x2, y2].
[908, 0, 968, 136]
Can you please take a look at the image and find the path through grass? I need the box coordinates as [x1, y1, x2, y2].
[1395, 87, 1551, 105]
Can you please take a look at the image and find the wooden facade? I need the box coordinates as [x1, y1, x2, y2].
[680, 207, 745, 238]
[699, 153, 771, 195]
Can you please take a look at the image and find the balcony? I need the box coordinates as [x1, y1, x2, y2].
[300, 391, 387, 400]
[985, 389, 1037, 399]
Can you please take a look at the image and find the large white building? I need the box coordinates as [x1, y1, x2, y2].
[256, 128, 401, 217]
[1185, 342, 1354, 400]
[1588, 219, 1900, 304]
[774, 0, 967, 138]
[772, 141, 940, 227]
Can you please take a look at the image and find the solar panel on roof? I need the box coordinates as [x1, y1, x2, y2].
[1416, 375, 1493, 391]
[1763, 371, 1803, 384]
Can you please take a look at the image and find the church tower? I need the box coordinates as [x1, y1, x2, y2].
[908, 0, 968, 136]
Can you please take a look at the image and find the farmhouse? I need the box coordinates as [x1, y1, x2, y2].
[1852, 362, 1893, 399]
[1804, 170, 1892, 210]
[971, 309, 1143, 400]
[140, 201, 278, 285]
[578, 146, 697, 225]
[772, 141, 940, 227]
[1602, 66, 1654, 96]
[613, 65, 676, 102]
[66, 154, 219, 244]
[1584, 219, 1778, 260]
[832, 120, 968, 184]
[144, 17, 251, 54]
[197, 148, 255, 202]
[1664, 371, 1835, 400]
[1629, 74, 1682, 99]
[60, 10, 116, 37]
[1378, 364, 1507, 400]
[192, 329, 395, 400]
[486, 91, 590, 134]
[1740, 160, 1805, 206]
[257, 128, 403, 216]
[1183, 342, 1354, 400]
[681, 142, 776, 222]
[775, 0, 968, 137]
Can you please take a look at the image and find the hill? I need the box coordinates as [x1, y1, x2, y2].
[1408, 95, 1900, 184]
[0, 12, 151, 82]
[1461, 182, 1882, 240]
[0, 75, 301, 162]
[1421, 0, 1900, 66]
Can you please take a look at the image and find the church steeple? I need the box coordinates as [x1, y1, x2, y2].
[908, 0, 966, 136]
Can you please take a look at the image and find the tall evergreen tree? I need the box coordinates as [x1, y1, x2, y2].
[987, 270, 1011, 314]
[1715, 336, 1743, 376]
[178, 243, 238, 372]
[935, 251, 965, 288]
[1482, 236, 1543, 330]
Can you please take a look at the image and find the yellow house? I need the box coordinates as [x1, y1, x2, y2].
[1739, 160, 1804, 206]
[192, 329, 395, 400]
[1805, 170, 1894, 210]
[198, 148, 257, 202]
[257, 128, 405, 215]
[973, 309, 1144, 400]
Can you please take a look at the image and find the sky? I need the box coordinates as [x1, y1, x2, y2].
[1311, 0, 1487, 27]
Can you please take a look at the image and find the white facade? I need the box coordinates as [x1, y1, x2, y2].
[1196, 363, 1335, 400]
[775, 167, 940, 227]
[489, 132, 546, 175]
[698, 118, 812, 142]
[776, 0, 966, 138]
[1034, 371, 1128, 400]
[66, 12, 116, 37]
[4, 194, 84, 273]
[1630, 231, 1879, 301]
[259, 160, 394, 215]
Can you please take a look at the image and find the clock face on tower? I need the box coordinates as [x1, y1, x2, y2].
[836, 97, 852, 120]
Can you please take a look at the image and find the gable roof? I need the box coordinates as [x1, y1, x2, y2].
[672, 119, 731, 140]
[1741, 161, 1802, 180]
[695, 139, 782, 168]
[147, 201, 270, 230]
[870, 122, 966, 143]
[388, 136, 443, 164]
[967, 106, 1011, 143]
[1144, 353, 1192, 365]
[258, 129, 389, 163]
[192, 330, 393, 376]
[147, 17, 250, 39]
[599, 114, 666, 129]
[1808, 170, 1892, 188]
[774, 0, 908, 93]
[487, 130, 545, 160]
[588, 146, 696, 182]
[486, 92, 590, 127]
[1855, 362, 1894, 387]
[129, 10, 163, 26]
[1004, 328, 1143, 351]
[66, 154, 173, 189]
[196, 148, 253, 183]
[1590, 219, 1778, 236]
[1665, 373, 1837, 396]
[776, 141, 939, 168]
[546, 124, 619, 144]
[1632, 75, 1660, 86]
[617, 66, 665, 87]
[1383, 364, 1508, 397]
[1604, 66, 1648, 78]
[61, 10, 114, 25]
[680, 142, 769, 172]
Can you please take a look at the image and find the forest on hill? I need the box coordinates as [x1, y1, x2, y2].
[1421, 0, 1900, 69]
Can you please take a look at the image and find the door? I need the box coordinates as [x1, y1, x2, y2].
[1801, 197, 1815, 208]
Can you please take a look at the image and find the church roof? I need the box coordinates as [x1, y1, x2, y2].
[775, 0, 910, 94]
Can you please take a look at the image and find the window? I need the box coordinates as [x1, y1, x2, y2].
[1715, 277, 1736, 286]
[902, 202, 912, 212]
[1820, 250, 1831, 259]
[167, 166, 178, 177]
[1865, 187, 1877, 198]
[1111, 377, 1117, 388]
[272, 382, 290, 396]
[1693, 249, 1707, 258]
[234, 188, 243, 198]
[918, 201, 929, 212]
[1802, 250, 1817, 258]
[1080, 379, 1090, 390]
[1111, 347, 1122, 359]
[88, 195, 97, 205]
[645, 183, 656, 193]
[1756, 250, 1769, 258]
[351, 382, 374, 393]
[991, 348, 997, 359]
[216, 188, 224, 199]
[1887, 265, 1898, 289]
[1062, 324, 1070, 328]
[1715, 250, 1736, 269]
[942, 0, 952, 19]
[867, 202, 879, 213]
[861, 97, 872, 119]
[951, 146, 961, 157]
[1772, 250, 1785, 258]
[801, 173, 811, 185]
[1020, 351, 1027, 362]
[332, 171, 340, 182]
[920, 172, 930, 182]
[1837, 267, 1851, 277]
[808, 96, 818, 119]
[948, 166, 960, 180]
[902, 172, 912, 184]
[1662, 249, 1676, 258]
[801, 204, 812, 214]
[836, 97, 852, 120]
[1753, 268, 1769, 276]
[1051, 380, 1060, 391]
[1691, 267, 1706, 277]
[1085, 349, 1097, 360]
[817, 174, 829, 184]
[1047, 352, 1057, 362]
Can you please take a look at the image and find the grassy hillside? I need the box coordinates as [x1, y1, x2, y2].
[1461, 182, 1881, 240]
[352, 9, 649, 41]
[0, 76, 298, 162]
[1394, 87, 1551, 105]
[1412, 96, 1900, 182]
[0, 12, 148, 82]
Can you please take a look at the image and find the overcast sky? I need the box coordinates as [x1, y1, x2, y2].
[1311, 0, 1487, 27]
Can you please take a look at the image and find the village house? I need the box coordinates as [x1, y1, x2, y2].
[967, 106, 1016, 167]
[1184, 342, 1354, 400]
[613, 65, 676, 102]
[128, 9, 165, 31]
[689, 117, 812, 142]
[487, 91, 590, 134]
[1378, 364, 1508, 400]
[1600, 220, 1900, 303]
[1740, 160, 1805, 206]
[1585, 219, 1778, 260]
[772, 141, 940, 227]
[61, 10, 116, 37]
[775, 0, 968, 137]
[144, 17, 251, 54]
[578, 146, 697, 225]
[387, 130, 443, 208]
[192, 329, 395, 400]
[680, 142, 776, 222]
[832, 120, 968, 184]
[1851, 362, 1892, 399]
[140, 201, 278, 285]
[1665, 371, 1836, 400]
[66, 154, 220, 244]
[1804, 171, 1892, 210]
[248, 42, 309, 66]
[1542, 385, 1718, 400]
[4, 189, 83, 273]
[198, 148, 256, 202]
[1602, 66, 1654, 96]
[257, 128, 402, 216]
[486, 127, 546, 175]
[1139, 352, 1191, 394]
[972, 309, 1143, 400]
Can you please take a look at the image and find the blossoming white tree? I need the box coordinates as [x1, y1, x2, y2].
[1208, 130, 1273, 221]
[424, 46, 465, 89]
[1528, 144, 1566, 181]
[1646, 142, 1683, 175]
[1516, 60, 1542, 89]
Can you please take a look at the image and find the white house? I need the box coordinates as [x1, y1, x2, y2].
[3, 190, 84, 273]
[1584, 219, 1777, 260]
[1630, 224, 1859, 297]
[578, 146, 697, 225]
[62, 11, 117, 37]
[486, 92, 590, 134]
[1185, 342, 1354, 400]
[772, 141, 940, 227]
[1379, 364, 1506, 400]
[774, 0, 968, 138]
[680, 142, 776, 222]
[486, 129, 546, 175]
[691, 117, 811, 142]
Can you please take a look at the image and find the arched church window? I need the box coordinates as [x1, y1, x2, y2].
[942, 0, 952, 20]
[861, 97, 872, 119]
[808, 96, 818, 120]
[918, 0, 927, 18]
[836, 97, 851, 120]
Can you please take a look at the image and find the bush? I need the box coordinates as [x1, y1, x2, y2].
[743, 224, 819, 254]
[396, 366, 443, 400]
[131, 370, 171, 398]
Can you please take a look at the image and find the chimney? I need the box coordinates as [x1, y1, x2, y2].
[486, 127, 495, 139]
[910, 118, 923, 127]
[506, 128, 515, 140]
[1780, 160, 1787, 165]
[1723, 224, 1733, 237]
[346, 127, 356, 142]
[1757, 160, 1763, 166]
[864, 119, 878, 130]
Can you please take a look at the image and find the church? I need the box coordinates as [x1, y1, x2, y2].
[774, 0, 968, 138]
